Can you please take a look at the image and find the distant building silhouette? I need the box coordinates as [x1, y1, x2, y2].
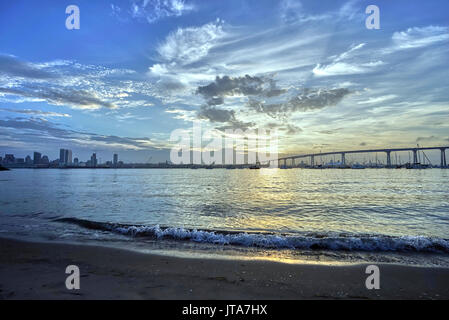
[5, 154, 15, 164]
[90, 153, 97, 167]
[59, 148, 73, 166]
[33, 152, 41, 165]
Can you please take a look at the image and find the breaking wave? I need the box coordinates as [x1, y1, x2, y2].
[55, 218, 449, 254]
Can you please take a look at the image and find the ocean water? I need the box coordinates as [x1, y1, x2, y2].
[1, 168, 449, 266]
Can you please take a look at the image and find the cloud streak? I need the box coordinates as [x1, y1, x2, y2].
[0, 55, 59, 79]
[0, 86, 116, 110]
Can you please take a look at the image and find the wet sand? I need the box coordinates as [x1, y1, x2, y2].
[0, 237, 448, 299]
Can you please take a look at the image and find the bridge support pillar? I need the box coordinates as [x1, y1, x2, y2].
[413, 149, 418, 164]
[386, 151, 391, 167]
[441, 148, 447, 168]
[341, 153, 346, 166]
[311, 155, 315, 167]
[291, 158, 295, 167]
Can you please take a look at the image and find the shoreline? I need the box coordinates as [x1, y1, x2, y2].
[0, 237, 448, 299]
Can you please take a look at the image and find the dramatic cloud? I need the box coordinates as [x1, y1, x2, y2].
[0, 55, 59, 79]
[197, 75, 286, 105]
[0, 87, 116, 110]
[248, 88, 351, 118]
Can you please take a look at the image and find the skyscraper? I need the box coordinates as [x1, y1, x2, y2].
[113, 154, 118, 167]
[59, 149, 65, 164]
[65, 149, 72, 165]
[59, 148, 73, 165]
[33, 152, 41, 165]
[90, 153, 97, 167]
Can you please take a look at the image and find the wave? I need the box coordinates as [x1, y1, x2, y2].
[55, 217, 449, 254]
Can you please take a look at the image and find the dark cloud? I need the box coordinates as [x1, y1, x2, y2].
[0, 86, 116, 109]
[197, 105, 255, 131]
[197, 105, 236, 123]
[197, 74, 286, 105]
[248, 88, 351, 118]
[0, 55, 59, 79]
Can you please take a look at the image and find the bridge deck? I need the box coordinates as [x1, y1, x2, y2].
[278, 146, 449, 161]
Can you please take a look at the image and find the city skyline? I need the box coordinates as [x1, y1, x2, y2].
[1, 0, 449, 163]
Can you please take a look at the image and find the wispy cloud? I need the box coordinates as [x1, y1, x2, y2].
[0, 108, 71, 118]
[0, 86, 116, 110]
[313, 61, 384, 77]
[389, 25, 449, 52]
[113, 0, 195, 24]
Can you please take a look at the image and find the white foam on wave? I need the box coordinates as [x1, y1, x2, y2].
[111, 224, 449, 253]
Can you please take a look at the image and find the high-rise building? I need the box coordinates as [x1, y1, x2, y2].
[25, 155, 32, 165]
[59, 148, 73, 165]
[59, 149, 65, 164]
[65, 149, 72, 165]
[33, 152, 41, 165]
[41, 156, 49, 164]
[90, 153, 97, 167]
[113, 154, 118, 166]
[73, 158, 79, 165]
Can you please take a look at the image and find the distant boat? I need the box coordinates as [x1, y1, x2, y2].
[405, 163, 430, 169]
[249, 161, 261, 169]
[0, 165, 10, 171]
[351, 163, 366, 169]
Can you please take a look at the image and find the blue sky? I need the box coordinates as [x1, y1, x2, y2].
[0, 0, 448, 163]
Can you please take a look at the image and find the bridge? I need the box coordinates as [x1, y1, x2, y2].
[271, 146, 449, 168]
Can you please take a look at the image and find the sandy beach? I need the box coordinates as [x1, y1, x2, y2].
[0, 237, 448, 300]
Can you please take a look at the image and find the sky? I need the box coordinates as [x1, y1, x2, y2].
[0, 0, 448, 163]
